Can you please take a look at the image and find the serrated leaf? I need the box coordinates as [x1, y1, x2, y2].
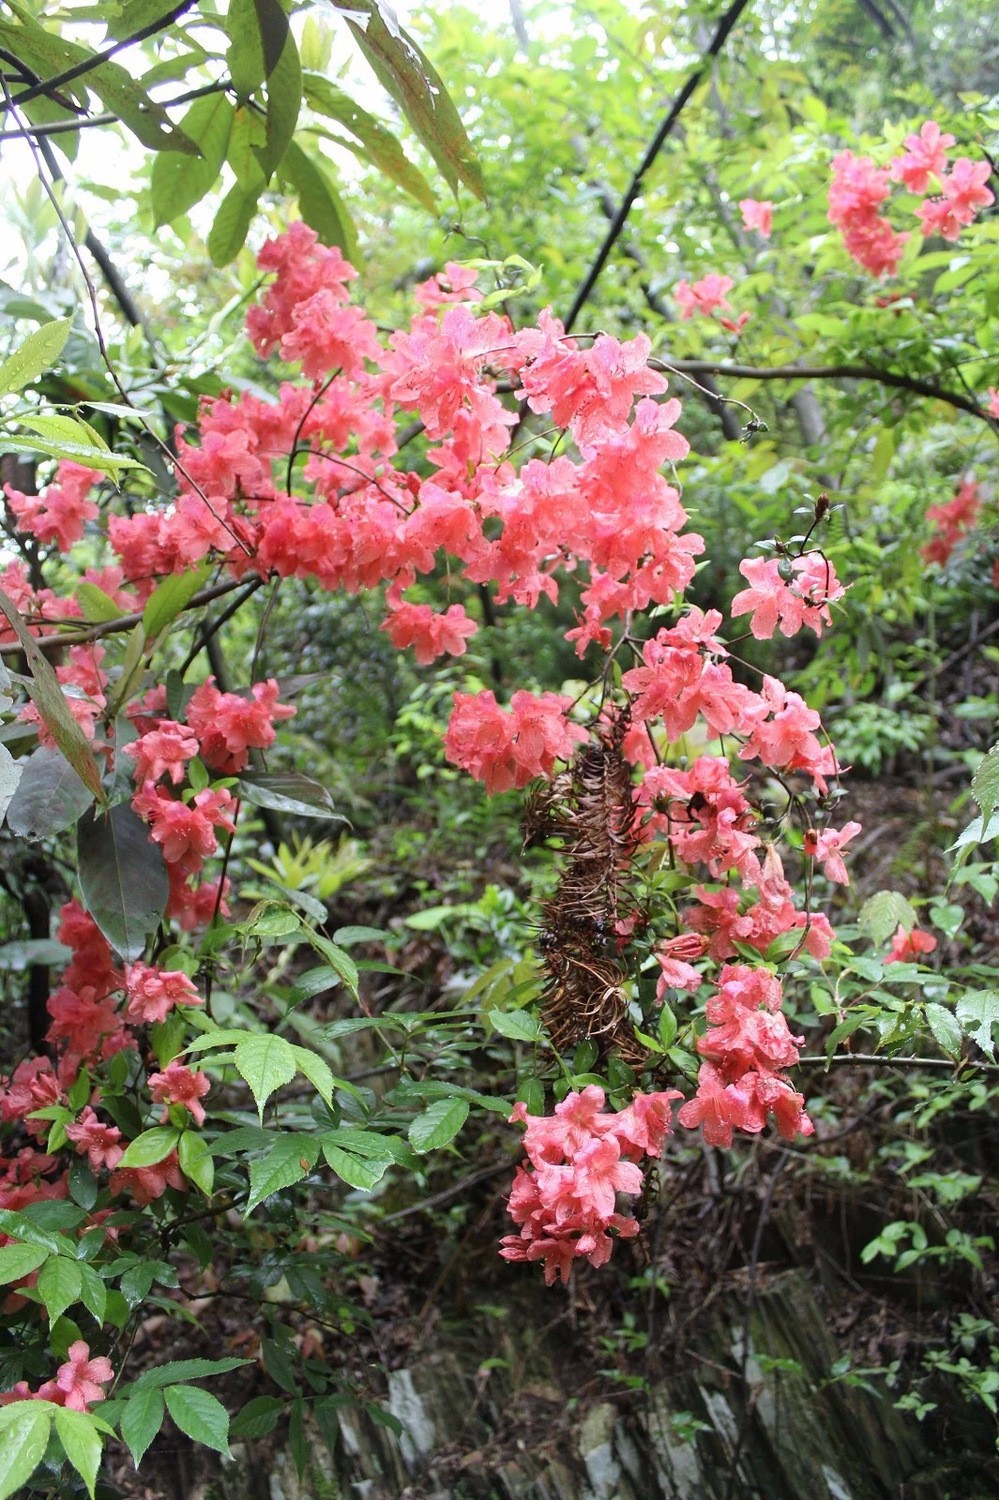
[956, 990, 999, 1060]
[5, 745, 94, 839]
[236, 769, 342, 820]
[407, 1097, 468, 1153]
[37, 1256, 83, 1325]
[229, 1394, 283, 1439]
[302, 72, 436, 212]
[0, 318, 71, 395]
[0, 586, 105, 804]
[924, 1002, 962, 1057]
[972, 743, 999, 826]
[289, 1045, 335, 1107]
[177, 1131, 214, 1197]
[278, 140, 357, 260]
[234, 1034, 297, 1118]
[0, 1400, 52, 1500]
[0, 1208, 71, 1256]
[0, 433, 145, 472]
[321, 1141, 389, 1190]
[858, 890, 918, 946]
[245, 1134, 319, 1214]
[128, 1358, 252, 1391]
[334, 1, 485, 200]
[151, 92, 234, 226]
[0, 1242, 48, 1285]
[53, 1407, 101, 1498]
[16, 412, 108, 451]
[142, 565, 211, 640]
[164, 1385, 230, 1456]
[76, 582, 123, 624]
[486, 1007, 540, 1042]
[77, 803, 169, 959]
[77, 1262, 106, 1324]
[120, 1385, 164, 1469]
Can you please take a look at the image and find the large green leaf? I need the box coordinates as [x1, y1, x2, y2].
[0, 588, 106, 805]
[37, 1255, 83, 1325]
[151, 91, 235, 226]
[408, 1097, 469, 1154]
[334, 1, 485, 200]
[858, 890, 918, 946]
[76, 803, 169, 960]
[207, 180, 261, 266]
[237, 768, 342, 820]
[141, 564, 211, 640]
[53, 1407, 102, 1500]
[245, 1134, 319, 1214]
[233, 1034, 297, 1118]
[257, 13, 302, 177]
[0, 319, 71, 396]
[163, 1385, 230, 1456]
[127, 1358, 252, 1391]
[278, 140, 357, 260]
[302, 72, 437, 212]
[0, 1242, 48, 1285]
[0, 1401, 52, 1500]
[5, 745, 94, 839]
[0, 743, 23, 830]
[117, 1127, 180, 1170]
[972, 743, 999, 825]
[956, 991, 999, 1060]
[120, 1386, 165, 1469]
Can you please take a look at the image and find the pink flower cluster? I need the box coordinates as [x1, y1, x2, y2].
[4, 463, 101, 553]
[739, 198, 774, 238]
[921, 477, 981, 566]
[677, 965, 813, 1147]
[828, 121, 994, 275]
[730, 554, 846, 639]
[500, 1086, 681, 1284]
[674, 273, 750, 335]
[444, 689, 587, 793]
[0, 1341, 112, 1411]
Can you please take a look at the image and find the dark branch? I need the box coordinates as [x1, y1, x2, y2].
[0, 576, 257, 656]
[564, 0, 754, 331]
[5, 2, 197, 111]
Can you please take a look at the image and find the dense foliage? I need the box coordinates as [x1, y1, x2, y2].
[0, 1, 997, 1494]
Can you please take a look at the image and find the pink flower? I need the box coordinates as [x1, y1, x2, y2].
[381, 593, 477, 664]
[124, 963, 202, 1024]
[674, 273, 735, 319]
[65, 1107, 123, 1171]
[53, 1341, 113, 1411]
[4, 463, 101, 552]
[987, 388, 999, 419]
[654, 933, 707, 996]
[739, 198, 773, 237]
[884, 925, 937, 964]
[444, 689, 586, 793]
[110, 1150, 186, 1205]
[148, 1063, 210, 1127]
[805, 820, 862, 884]
[890, 121, 955, 193]
[185, 678, 296, 773]
[124, 723, 200, 785]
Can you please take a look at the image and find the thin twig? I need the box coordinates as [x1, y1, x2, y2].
[0, 575, 255, 655]
[6, 2, 197, 110]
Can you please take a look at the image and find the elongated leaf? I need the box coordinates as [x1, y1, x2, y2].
[408, 1097, 468, 1153]
[0, 744, 22, 829]
[0, 318, 71, 395]
[0, 1401, 52, 1500]
[925, 1002, 962, 1057]
[278, 140, 357, 260]
[229, 1394, 283, 1439]
[16, 412, 108, 451]
[335, 1, 485, 200]
[117, 1127, 180, 1170]
[164, 1385, 230, 1456]
[233, 1034, 297, 1118]
[302, 72, 436, 211]
[76, 582, 123, 624]
[141, 565, 211, 640]
[257, 18, 301, 176]
[128, 1358, 251, 1391]
[151, 92, 235, 226]
[120, 1385, 164, 1469]
[0, 432, 145, 473]
[0, 1242, 48, 1285]
[0, 16, 195, 154]
[289, 1045, 334, 1107]
[53, 1407, 101, 1499]
[6, 745, 94, 839]
[972, 743, 999, 825]
[321, 1140, 390, 1190]
[177, 1130, 214, 1197]
[76, 803, 169, 960]
[207, 180, 261, 266]
[245, 1134, 319, 1214]
[487, 1007, 540, 1042]
[0, 586, 105, 804]
[37, 1256, 83, 1325]
[237, 769, 341, 819]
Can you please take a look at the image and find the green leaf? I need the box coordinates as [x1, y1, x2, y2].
[956, 990, 999, 1060]
[229, 1394, 283, 1439]
[0, 318, 71, 395]
[117, 1127, 181, 1170]
[120, 1385, 165, 1469]
[302, 72, 436, 212]
[237, 769, 342, 820]
[76, 582, 124, 624]
[289, 1045, 335, 1108]
[0, 743, 20, 827]
[141, 565, 211, 640]
[5, 746, 94, 839]
[925, 1002, 962, 1057]
[164, 1384, 230, 1456]
[76, 803, 169, 960]
[257, 17, 301, 176]
[16, 412, 108, 452]
[233, 1034, 298, 1118]
[0, 1400, 52, 1500]
[278, 140, 357, 260]
[151, 92, 235, 226]
[37, 1255, 83, 1325]
[306, 935, 359, 995]
[0, 586, 106, 805]
[972, 743, 999, 826]
[487, 1007, 540, 1042]
[53, 1407, 102, 1499]
[128, 1358, 252, 1391]
[177, 1130, 214, 1197]
[207, 181, 261, 267]
[0, 432, 145, 473]
[858, 890, 918, 946]
[334, 1, 485, 200]
[245, 1134, 319, 1214]
[407, 1097, 469, 1153]
[0, 1242, 48, 1285]
[77, 1262, 106, 1324]
[0, 1208, 72, 1256]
